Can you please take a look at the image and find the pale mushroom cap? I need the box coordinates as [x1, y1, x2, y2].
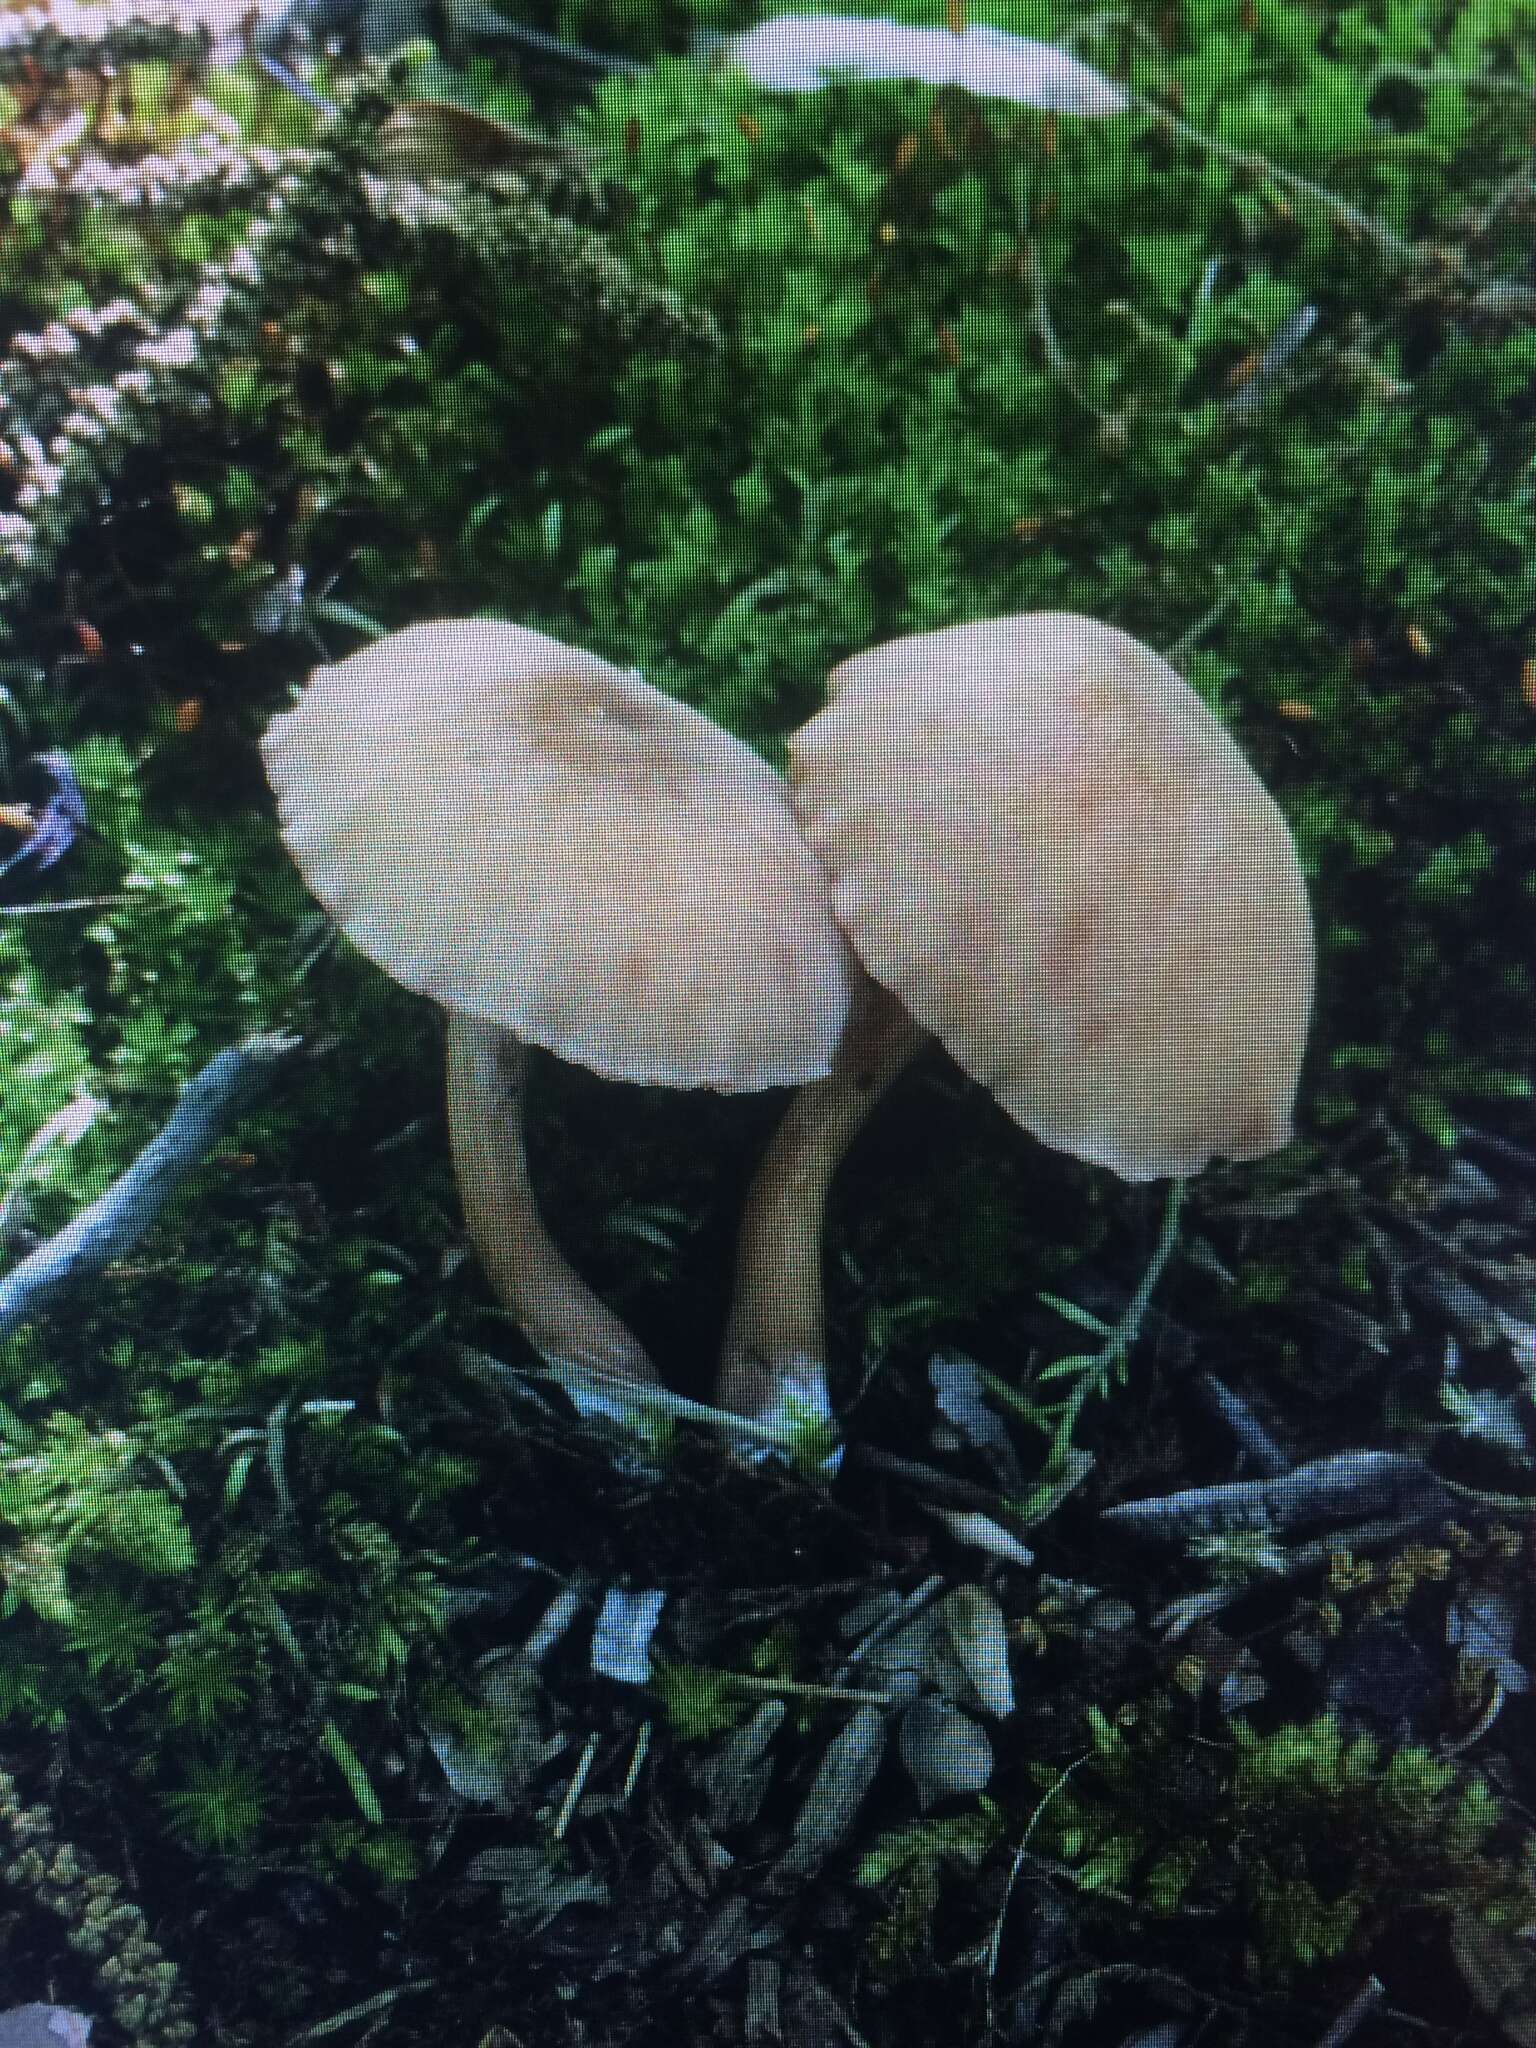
[789, 613, 1316, 1180]
[261, 619, 854, 1090]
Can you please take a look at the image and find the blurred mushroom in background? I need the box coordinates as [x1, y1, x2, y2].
[260, 619, 853, 1391]
[701, 13, 1129, 115]
[717, 612, 1317, 1435]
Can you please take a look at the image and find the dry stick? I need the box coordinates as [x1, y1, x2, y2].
[1314, 1976, 1386, 2048]
[1019, 236, 1113, 424]
[443, 1013, 660, 1385]
[0, 1030, 302, 1343]
[716, 1671, 895, 1707]
[1103, 1448, 1453, 1544]
[717, 974, 928, 1431]
[1192, 1369, 1291, 1477]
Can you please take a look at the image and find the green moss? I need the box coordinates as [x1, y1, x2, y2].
[159, 1756, 271, 1851]
[1016, 1702, 1533, 1980]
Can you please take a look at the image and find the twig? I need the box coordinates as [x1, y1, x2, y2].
[1314, 1975, 1385, 2048]
[286, 1981, 437, 2046]
[716, 1671, 895, 1707]
[985, 1751, 1094, 2018]
[1163, 586, 1244, 665]
[1051, 1177, 1187, 1446]
[1192, 1370, 1291, 1477]
[851, 1443, 1025, 1513]
[1018, 236, 1111, 422]
[1442, 1675, 1506, 1756]
[0, 1030, 302, 1342]
[461, 1345, 833, 1463]
[619, 1720, 650, 1803]
[1131, 89, 1434, 270]
[552, 1731, 600, 1840]
[1104, 1448, 1452, 1543]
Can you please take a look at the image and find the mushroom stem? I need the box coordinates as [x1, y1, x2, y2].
[717, 976, 927, 1432]
[444, 1011, 660, 1385]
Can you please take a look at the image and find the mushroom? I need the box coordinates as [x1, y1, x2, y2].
[717, 611, 1316, 1428]
[260, 618, 854, 1390]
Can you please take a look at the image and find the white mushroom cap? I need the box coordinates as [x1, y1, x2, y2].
[261, 619, 854, 1091]
[789, 613, 1316, 1180]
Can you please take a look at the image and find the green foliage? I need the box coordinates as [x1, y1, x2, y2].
[649, 1658, 757, 1739]
[0, 0, 1527, 1213]
[155, 1597, 262, 1731]
[0, 1252, 479, 1875]
[0, 1415, 194, 1625]
[159, 1755, 272, 1851]
[307, 1816, 424, 1882]
[979, 1182, 1183, 1514]
[533, 0, 1536, 1162]
[1023, 1703, 1532, 1977]
[857, 1801, 1006, 1969]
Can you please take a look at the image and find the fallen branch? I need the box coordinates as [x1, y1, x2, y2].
[0, 1030, 302, 1343]
[1101, 1449, 1452, 1544]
